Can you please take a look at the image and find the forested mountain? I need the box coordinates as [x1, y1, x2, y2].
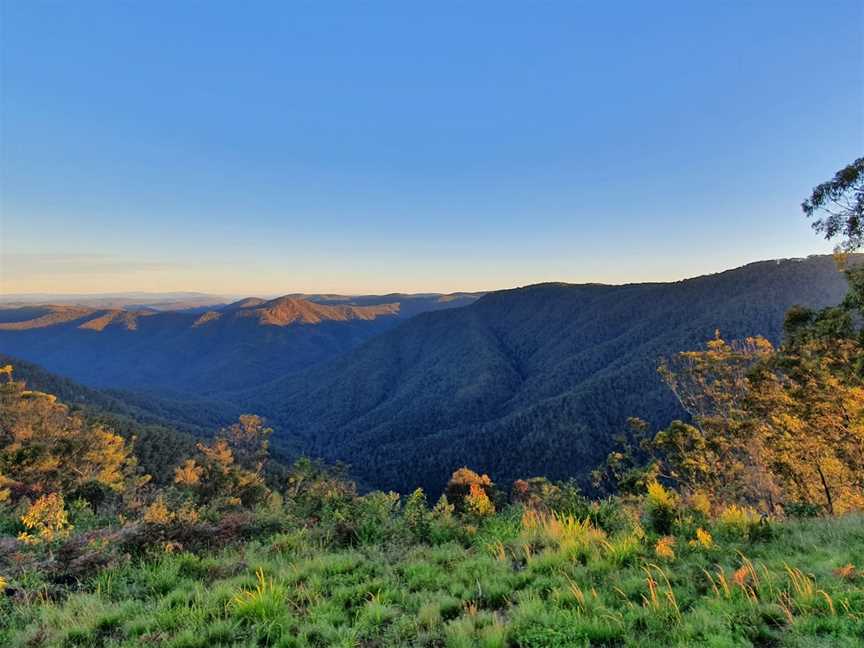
[1, 256, 857, 495]
[0, 353, 240, 433]
[0, 292, 480, 395]
[242, 255, 858, 494]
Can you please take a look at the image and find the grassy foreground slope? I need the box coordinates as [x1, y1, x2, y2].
[2, 505, 862, 648]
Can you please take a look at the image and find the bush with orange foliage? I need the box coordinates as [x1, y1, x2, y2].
[444, 467, 496, 516]
[0, 372, 145, 511]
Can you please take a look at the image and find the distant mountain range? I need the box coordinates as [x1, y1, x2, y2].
[0, 291, 484, 314]
[0, 256, 856, 493]
[0, 292, 481, 395]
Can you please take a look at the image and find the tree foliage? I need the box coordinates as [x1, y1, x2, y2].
[622, 273, 864, 515]
[802, 156, 864, 252]
[174, 415, 273, 512]
[747, 335, 864, 514]
[444, 467, 496, 517]
[0, 373, 144, 510]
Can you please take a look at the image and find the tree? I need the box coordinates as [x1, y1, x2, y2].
[18, 492, 72, 546]
[402, 488, 431, 541]
[747, 337, 864, 514]
[0, 370, 145, 510]
[592, 417, 659, 496]
[174, 415, 272, 511]
[600, 163, 864, 514]
[655, 334, 779, 507]
[639, 326, 864, 514]
[444, 467, 495, 516]
[221, 414, 272, 473]
[802, 157, 864, 252]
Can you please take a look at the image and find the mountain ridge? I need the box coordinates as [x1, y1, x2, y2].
[0, 296, 404, 331]
[235, 255, 858, 494]
[0, 292, 480, 395]
[0, 254, 857, 494]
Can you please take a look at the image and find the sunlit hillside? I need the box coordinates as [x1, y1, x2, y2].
[2, 3, 863, 647]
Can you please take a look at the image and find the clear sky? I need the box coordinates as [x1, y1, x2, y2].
[1, 2, 862, 295]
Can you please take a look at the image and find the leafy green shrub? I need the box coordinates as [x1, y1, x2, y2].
[427, 495, 466, 545]
[716, 504, 765, 540]
[403, 488, 432, 542]
[352, 491, 401, 546]
[644, 481, 678, 535]
[284, 457, 357, 523]
[586, 497, 632, 534]
[785, 501, 823, 518]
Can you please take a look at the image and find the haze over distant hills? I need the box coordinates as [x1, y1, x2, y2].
[0, 292, 232, 312]
[0, 255, 857, 492]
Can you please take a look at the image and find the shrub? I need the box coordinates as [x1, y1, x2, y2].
[465, 484, 496, 519]
[18, 493, 72, 545]
[717, 504, 763, 540]
[785, 501, 823, 518]
[173, 459, 203, 487]
[654, 535, 676, 560]
[445, 468, 495, 515]
[644, 481, 677, 535]
[428, 495, 464, 544]
[586, 497, 632, 534]
[688, 527, 714, 550]
[142, 495, 174, 526]
[352, 491, 401, 545]
[510, 477, 562, 511]
[403, 488, 431, 542]
[67, 498, 106, 532]
[284, 457, 356, 523]
[687, 490, 712, 517]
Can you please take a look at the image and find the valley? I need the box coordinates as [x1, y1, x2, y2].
[0, 255, 856, 493]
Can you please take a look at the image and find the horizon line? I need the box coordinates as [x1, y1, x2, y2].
[0, 252, 850, 300]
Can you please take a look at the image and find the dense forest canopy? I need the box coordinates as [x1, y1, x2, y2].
[246, 255, 858, 494]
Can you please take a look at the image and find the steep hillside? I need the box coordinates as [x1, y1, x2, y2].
[0, 354, 240, 484]
[246, 255, 857, 494]
[0, 353, 228, 430]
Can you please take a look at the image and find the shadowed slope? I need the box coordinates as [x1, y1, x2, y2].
[243, 256, 857, 494]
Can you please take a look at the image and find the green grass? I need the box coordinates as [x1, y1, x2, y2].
[1, 512, 862, 647]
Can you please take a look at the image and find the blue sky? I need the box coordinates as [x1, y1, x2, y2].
[1, 2, 862, 294]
